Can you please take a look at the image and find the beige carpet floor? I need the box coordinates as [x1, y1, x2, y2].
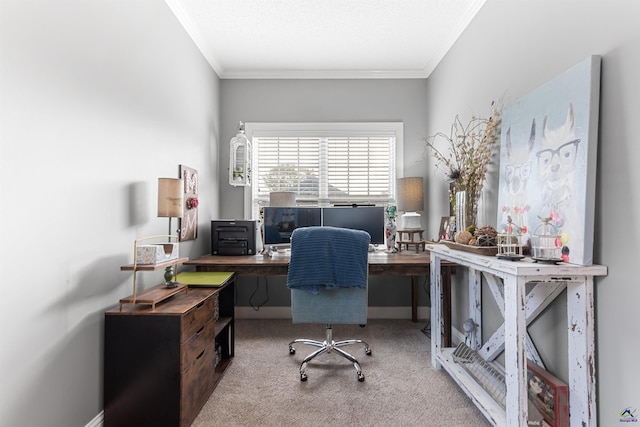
[191, 319, 490, 427]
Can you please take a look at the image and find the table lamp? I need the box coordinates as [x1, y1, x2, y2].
[157, 177, 183, 287]
[397, 177, 424, 229]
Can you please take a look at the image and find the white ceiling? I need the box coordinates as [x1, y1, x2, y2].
[166, 0, 487, 79]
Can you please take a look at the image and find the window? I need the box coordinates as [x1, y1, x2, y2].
[244, 122, 403, 219]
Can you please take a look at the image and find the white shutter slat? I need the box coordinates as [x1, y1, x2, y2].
[253, 130, 396, 208]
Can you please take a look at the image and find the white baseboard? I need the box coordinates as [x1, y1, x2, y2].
[85, 411, 103, 427]
[235, 306, 430, 321]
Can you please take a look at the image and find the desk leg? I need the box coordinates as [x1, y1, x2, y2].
[411, 275, 418, 322]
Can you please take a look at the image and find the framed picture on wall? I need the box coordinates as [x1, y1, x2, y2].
[179, 164, 198, 241]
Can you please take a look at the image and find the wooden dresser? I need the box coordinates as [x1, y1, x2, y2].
[104, 275, 234, 427]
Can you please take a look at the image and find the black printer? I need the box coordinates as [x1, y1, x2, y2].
[211, 220, 257, 255]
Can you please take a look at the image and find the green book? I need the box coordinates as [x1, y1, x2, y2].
[175, 271, 234, 287]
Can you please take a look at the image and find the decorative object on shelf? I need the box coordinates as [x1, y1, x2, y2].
[437, 216, 452, 241]
[180, 165, 198, 241]
[229, 121, 251, 186]
[121, 234, 188, 308]
[425, 101, 502, 229]
[452, 342, 506, 408]
[397, 177, 424, 229]
[396, 228, 426, 253]
[496, 215, 526, 260]
[439, 240, 499, 256]
[385, 205, 397, 253]
[454, 229, 473, 244]
[531, 216, 563, 263]
[157, 177, 183, 287]
[526, 361, 569, 427]
[472, 225, 498, 247]
[496, 55, 602, 266]
[441, 223, 499, 256]
[455, 189, 468, 231]
[136, 242, 179, 265]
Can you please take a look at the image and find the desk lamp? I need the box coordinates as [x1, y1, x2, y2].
[397, 177, 424, 229]
[157, 177, 183, 287]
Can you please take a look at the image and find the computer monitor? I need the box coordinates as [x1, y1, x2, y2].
[322, 206, 385, 245]
[262, 207, 322, 246]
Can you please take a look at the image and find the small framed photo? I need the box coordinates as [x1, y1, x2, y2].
[438, 216, 451, 242]
[527, 361, 569, 427]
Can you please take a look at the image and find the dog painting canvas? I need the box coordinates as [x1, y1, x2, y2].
[497, 56, 601, 265]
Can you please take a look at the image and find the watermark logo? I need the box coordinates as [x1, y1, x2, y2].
[620, 407, 638, 423]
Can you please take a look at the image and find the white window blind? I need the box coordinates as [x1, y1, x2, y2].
[247, 123, 402, 218]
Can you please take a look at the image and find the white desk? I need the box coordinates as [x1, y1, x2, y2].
[427, 244, 607, 426]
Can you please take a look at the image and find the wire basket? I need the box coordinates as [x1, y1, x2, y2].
[452, 342, 506, 408]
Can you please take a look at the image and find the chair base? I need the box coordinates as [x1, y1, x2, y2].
[288, 324, 371, 382]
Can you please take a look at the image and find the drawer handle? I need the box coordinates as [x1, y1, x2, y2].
[196, 349, 205, 360]
[196, 326, 205, 335]
[196, 301, 205, 309]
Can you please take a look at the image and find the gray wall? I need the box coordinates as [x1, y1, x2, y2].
[0, 1, 220, 426]
[424, 1, 640, 424]
[2, 0, 637, 425]
[220, 79, 431, 307]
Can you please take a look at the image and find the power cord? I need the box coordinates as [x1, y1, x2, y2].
[421, 275, 431, 338]
[249, 276, 270, 311]
[421, 319, 431, 339]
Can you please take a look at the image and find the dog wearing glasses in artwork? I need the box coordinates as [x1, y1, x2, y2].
[537, 103, 582, 263]
[500, 119, 536, 250]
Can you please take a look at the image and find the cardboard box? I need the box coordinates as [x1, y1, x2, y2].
[135, 243, 179, 265]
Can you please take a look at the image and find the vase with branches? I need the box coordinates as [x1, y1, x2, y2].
[424, 101, 502, 229]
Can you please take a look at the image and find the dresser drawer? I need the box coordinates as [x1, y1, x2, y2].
[181, 293, 216, 339]
[181, 318, 216, 371]
[181, 342, 217, 426]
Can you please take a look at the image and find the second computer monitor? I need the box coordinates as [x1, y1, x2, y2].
[322, 206, 385, 245]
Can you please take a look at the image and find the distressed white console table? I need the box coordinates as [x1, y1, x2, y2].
[427, 244, 607, 426]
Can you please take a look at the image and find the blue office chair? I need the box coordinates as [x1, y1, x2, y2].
[287, 226, 372, 382]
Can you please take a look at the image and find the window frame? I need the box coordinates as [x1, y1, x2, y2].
[243, 122, 404, 219]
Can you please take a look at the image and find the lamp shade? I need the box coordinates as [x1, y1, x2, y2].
[269, 191, 296, 207]
[397, 177, 424, 212]
[157, 178, 183, 218]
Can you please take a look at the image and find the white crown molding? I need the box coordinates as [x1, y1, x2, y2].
[167, 0, 487, 80]
[421, 0, 487, 77]
[219, 68, 430, 80]
[164, 0, 225, 76]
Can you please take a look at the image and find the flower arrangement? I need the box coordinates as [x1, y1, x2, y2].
[424, 101, 502, 227]
[186, 197, 199, 210]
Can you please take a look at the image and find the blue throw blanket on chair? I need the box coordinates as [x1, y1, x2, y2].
[287, 226, 370, 294]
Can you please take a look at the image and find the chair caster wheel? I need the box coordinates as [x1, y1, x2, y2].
[365, 348, 372, 356]
[289, 347, 295, 355]
[300, 372, 308, 381]
[357, 373, 365, 382]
